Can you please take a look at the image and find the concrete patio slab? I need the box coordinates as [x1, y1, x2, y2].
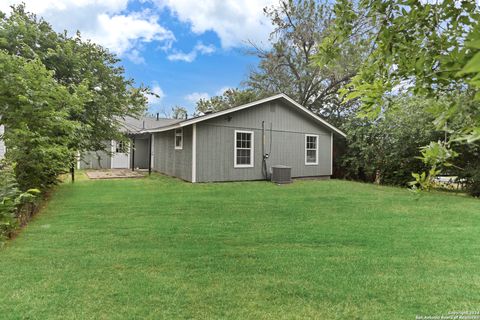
[86, 169, 146, 179]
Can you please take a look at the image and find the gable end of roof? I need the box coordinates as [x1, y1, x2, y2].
[143, 93, 346, 137]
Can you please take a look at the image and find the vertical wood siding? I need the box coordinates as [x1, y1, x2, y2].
[133, 138, 149, 169]
[79, 138, 151, 170]
[153, 125, 192, 181]
[195, 101, 333, 182]
[79, 150, 111, 169]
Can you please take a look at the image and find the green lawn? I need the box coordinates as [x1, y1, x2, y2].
[1, 174, 479, 319]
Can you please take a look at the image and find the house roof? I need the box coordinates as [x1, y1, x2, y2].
[141, 93, 346, 137]
[119, 116, 182, 134]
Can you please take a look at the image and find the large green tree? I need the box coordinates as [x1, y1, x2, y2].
[0, 52, 84, 190]
[341, 95, 442, 185]
[0, 5, 148, 188]
[195, 88, 260, 114]
[0, 5, 148, 153]
[316, 0, 480, 188]
[247, 0, 368, 125]
[170, 106, 188, 119]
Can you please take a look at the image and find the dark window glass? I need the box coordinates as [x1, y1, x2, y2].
[236, 132, 252, 166]
[306, 135, 317, 163]
[175, 129, 183, 148]
[306, 150, 316, 163]
[175, 136, 182, 147]
[116, 141, 126, 153]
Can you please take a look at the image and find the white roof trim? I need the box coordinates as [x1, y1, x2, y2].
[142, 93, 346, 137]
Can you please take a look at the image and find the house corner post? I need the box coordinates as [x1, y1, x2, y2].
[330, 132, 333, 176]
[131, 137, 135, 171]
[192, 124, 197, 183]
[148, 133, 152, 175]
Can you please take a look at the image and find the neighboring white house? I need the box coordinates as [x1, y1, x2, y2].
[0, 125, 5, 159]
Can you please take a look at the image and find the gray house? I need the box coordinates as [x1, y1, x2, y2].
[78, 116, 181, 170]
[7, 94, 346, 180]
[131, 93, 345, 182]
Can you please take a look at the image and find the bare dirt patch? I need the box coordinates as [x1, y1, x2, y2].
[86, 169, 146, 179]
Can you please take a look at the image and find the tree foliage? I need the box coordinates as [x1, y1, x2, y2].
[170, 106, 188, 119]
[0, 5, 148, 151]
[0, 4, 148, 190]
[444, 140, 480, 197]
[0, 51, 84, 189]
[342, 95, 442, 185]
[196, 88, 261, 114]
[0, 164, 39, 244]
[316, 0, 480, 189]
[247, 0, 368, 125]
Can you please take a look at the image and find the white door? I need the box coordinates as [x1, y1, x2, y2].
[111, 140, 130, 168]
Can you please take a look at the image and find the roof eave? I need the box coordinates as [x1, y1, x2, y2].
[141, 93, 346, 137]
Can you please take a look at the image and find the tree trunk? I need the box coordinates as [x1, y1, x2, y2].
[70, 163, 75, 183]
[374, 170, 381, 184]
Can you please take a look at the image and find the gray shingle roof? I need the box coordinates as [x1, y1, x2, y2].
[119, 116, 183, 134]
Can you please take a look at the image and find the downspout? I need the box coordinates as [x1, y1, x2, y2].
[330, 132, 333, 176]
[261, 121, 273, 181]
[131, 137, 135, 171]
[192, 124, 197, 183]
[262, 121, 267, 180]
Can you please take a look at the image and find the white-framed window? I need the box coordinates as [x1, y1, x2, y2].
[175, 128, 183, 150]
[116, 140, 127, 153]
[234, 130, 254, 168]
[305, 134, 318, 165]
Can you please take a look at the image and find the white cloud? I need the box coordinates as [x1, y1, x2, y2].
[185, 92, 209, 104]
[0, 1, 174, 63]
[195, 43, 215, 54]
[156, 0, 276, 48]
[184, 85, 232, 105]
[1, 0, 128, 14]
[125, 49, 146, 64]
[185, 85, 235, 105]
[0, 0, 277, 62]
[167, 42, 215, 62]
[148, 84, 165, 105]
[167, 51, 196, 63]
[87, 11, 174, 57]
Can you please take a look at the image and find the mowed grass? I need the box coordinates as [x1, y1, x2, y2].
[1, 173, 479, 319]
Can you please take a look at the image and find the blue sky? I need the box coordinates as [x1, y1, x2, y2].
[0, 0, 276, 115]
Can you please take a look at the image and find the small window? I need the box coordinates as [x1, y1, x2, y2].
[116, 141, 127, 153]
[175, 128, 183, 150]
[234, 130, 254, 168]
[305, 134, 318, 165]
